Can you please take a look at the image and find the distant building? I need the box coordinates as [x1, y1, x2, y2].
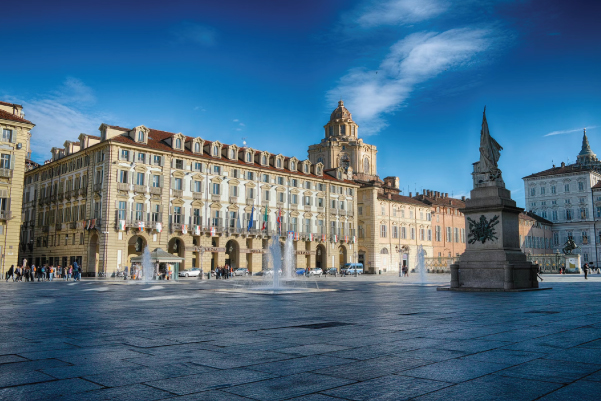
[0, 101, 34, 273]
[518, 211, 554, 255]
[523, 129, 601, 265]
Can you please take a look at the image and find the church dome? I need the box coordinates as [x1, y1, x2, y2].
[330, 100, 353, 121]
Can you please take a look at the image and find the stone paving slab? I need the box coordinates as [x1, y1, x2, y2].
[1, 276, 601, 400]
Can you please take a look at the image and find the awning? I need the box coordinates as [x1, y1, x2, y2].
[130, 248, 184, 263]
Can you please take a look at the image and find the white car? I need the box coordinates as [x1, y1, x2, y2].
[309, 268, 323, 277]
[179, 268, 202, 277]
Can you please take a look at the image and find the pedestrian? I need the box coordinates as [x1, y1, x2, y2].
[583, 263, 589, 280]
[40, 265, 46, 282]
[5, 265, 14, 282]
[25, 265, 31, 282]
[67, 265, 72, 281]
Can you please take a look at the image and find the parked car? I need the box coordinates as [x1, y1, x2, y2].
[308, 267, 323, 277]
[340, 263, 364, 275]
[179, 267, 202, 277]
[233, 268, 249, 276]
[325, 267, 338, 276]
[295, 268, 306, 276]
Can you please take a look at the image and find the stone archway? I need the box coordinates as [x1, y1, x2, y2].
[127, 235, 147, 266]
[316, 244, 326, 269]
[88, 233, 99, 274]
[225, 239, 240, 269]
[168, 237, 185, 276]
[338, 245, 347, 268]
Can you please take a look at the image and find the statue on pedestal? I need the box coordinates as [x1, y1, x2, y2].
[479, 106, 503, 181]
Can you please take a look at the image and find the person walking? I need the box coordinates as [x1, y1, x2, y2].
[25, 265, 31, 282]
[67, 265, 72, 281]
[583, 263, 589, 280]
[5, 265, 14, 282]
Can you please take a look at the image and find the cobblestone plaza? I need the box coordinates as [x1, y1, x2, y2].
[1, 275, 601, 400]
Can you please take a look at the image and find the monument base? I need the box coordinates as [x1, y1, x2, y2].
[437, 286, 551, 292]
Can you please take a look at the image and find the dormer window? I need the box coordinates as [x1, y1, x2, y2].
[194, 142, 201, 153]
[303, 164, 308, 173]
[262, 155, 267, 165]
[277, 159, 282, 168]
[246, 153, 252, 162]
[317, 167, 322, 175]
[175, 138, 182, 149]
[137, 131, 144, 142]
[230, 149, 235, 159]
[213, 145, 218, 156]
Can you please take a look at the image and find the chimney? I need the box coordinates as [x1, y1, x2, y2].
[445, 193, 448, 198]
[409, 192, 412, 197]
[387, 193, 392, 200]
[561, 162, 565, 167]
[436, 191, 440, 197]
[461, 196, 466, 201]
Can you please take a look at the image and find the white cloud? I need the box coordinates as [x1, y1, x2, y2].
[7, 78, 110, 162]
[544, 126, 597, 137]
[355, 0, 449, 28]
[233, 119, 239, 122]
[239, 122, 245, 126]
[328, 28, 495, 135]
[171, 22, 216, 46]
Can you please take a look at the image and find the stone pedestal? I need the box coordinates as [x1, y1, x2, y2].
[448, 186, 540, 291]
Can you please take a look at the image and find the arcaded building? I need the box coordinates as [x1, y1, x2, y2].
[19, 120, 359, 276]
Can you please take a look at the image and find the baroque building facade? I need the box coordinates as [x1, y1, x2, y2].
[523, 130, 601, 266]
[19, 122, 359, 276]
[0, 101, 33, 275]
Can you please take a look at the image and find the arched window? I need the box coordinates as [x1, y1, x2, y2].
[262, 155, 267, 165]
[328, 126, 333, 136]
[363, 158, 370, 174]
[380, 247, 389, 254]
[137, 131, 144, 142]
[194, 142, 200, 153]
[317, 157, 323, 164]
[246, 152, 251, 162]
[213, 145, 218, 156]
[341, 125, 346, 135]
[175, 138, 182, 149]
[276, 159, 282, 168]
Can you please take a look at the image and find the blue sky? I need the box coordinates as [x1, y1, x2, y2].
[2, 0, 600, 207]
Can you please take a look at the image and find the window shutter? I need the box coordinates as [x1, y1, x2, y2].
[171, 159, 175, 169]
[10, 155, 15, 170]
[183, 161, 188, 171]
[128, 172, 133, 185]
[190, 180, 193, 192]
[131, 151, 136, 162]
[159, 175, 164, 188]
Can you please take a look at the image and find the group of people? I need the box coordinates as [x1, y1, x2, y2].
[5, 261, 82, 282]
[212, 265, 231, 279]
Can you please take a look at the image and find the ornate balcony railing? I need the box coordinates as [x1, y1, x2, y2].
[134, 185, 147, 194]
[0, 210, 13, 220]
[149, 187, 162, 195]
[117, 183, 130, 192]
[0, 168, 13, 178]
[172, 189, 183, 198]
[193, 192, 203, 200]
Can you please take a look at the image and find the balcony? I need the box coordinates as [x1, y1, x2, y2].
[42, 225, 49, 233]
[340, 210, 347, 216]
[0, 210, 12, 220]
[94, 183, 102, 192]
[0, 168, 13, 178]
[27, 243, 33, 251]
[50, 194, 57, 202]
[246, 198, 255, 206]
[58, 193, 64, 201]
[211, 194, 221, 202]
[229, 196, 238, 204]
[193, 192, 203, 200]
[134, 185, 147, 194]
[172, 189, 183, 198]
[69, 222, 78, 229]
[117, 182, 130, 192]
[304, 205, 312, 212]
[149, 186, 162, 195]
[290, 204, 298, 210]
[55, 223, 63, 231]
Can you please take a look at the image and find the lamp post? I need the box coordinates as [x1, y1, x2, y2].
[200, 247, 205, 279]
[353, 252, 357, 277]
[555, 249, 561, 274]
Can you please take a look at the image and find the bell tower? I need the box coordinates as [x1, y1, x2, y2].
[308, 100, 378, 180]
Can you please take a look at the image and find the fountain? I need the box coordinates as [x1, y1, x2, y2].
[140, 246, 154, 283]
[415, 245, 427, 284]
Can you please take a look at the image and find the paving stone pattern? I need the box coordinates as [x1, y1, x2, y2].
[1, 276, 601, 400]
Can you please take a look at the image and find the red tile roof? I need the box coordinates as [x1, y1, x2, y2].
[0, 100, 23, 108]
[592, 181, 601, 189]
[0, 109, 33, 125]
[519, 211, 552, 225]
[108, 127, 355, 184]
[523, 164, 597, 179]
[414, 194, 466, 209]
[377, 193, 427, 207]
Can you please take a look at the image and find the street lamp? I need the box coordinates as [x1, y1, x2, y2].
[555, 249, 561, 274]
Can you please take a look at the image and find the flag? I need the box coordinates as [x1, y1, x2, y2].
[155, 222, 162, 233]
[90, 219, 96, 229]
[118, 220, 126, 231]
[236, 212, 242, 232]
[247, 206, 254, 232]
[262, 206, 268, 230]
[344, 235, 348, 243]
[294, 232, 299, 241]
[86, 220, 91, 230]
[210, 227, 216, 236]
[138, 221, 145, 230]
[322, 234, 326, 242]
[309, 233, 314, 241]
[181, 224, 188, 235]
[194, 225, 200, 235]
[352, 236, 356, 243]
[334, 234, 338, 243]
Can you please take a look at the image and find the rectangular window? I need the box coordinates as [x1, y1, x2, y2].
[541, 187, 545, 195]
[279, 192, 284, 202]
[381, 206, 385, 216]
[380, 225, 387, 238]
[152, 205, 160, 222]
[579, 182, 584, 191]
[264, 190, 270, 201]
[318, 198, 324, 207]
[401, 227, 406, 239]
[135, 203, 144, 221]
[194, 180, 202, 193]
[174, 178, 182, 190]
[212, 183, 220, 195]
[230, 185, 238, 197]
[553, 210, 558, 221]
[411, 227, 415, 240]
[454, 227, 459, 243]
[446, 227, 452, 242]
[392, 226, 398, 238]
[213, 165, 221, 174]
[136, 172, 144, 186]
[566, 209, 573, 220]
[137, 153, 145, 163]
[175, 159, 183, 169]
[262, 174, 269, 183]
[193, 208, 201, 225]
[565, 184, 570, 192]
[277, 176, 284, 185]
[530, 188, 535, 196]
[118, 170, 128, 183]
[0, 154, 10, 169]
[420, 229, 425, 241]
[121, 150, 129, 160]
[118, 201, 126, 220]
[291, 194, 298, 204]
[358, 206, 362, 215]
[291, 179, 297, 187]
[436, 226, 441, 242]
[152, 175, 160, 187]
[173, 206, 182, 224]
[153, 155, 161, 165]
[1, 129, 13, 142]
[551, 186, 556, 194]
[194, 162, 202, 171]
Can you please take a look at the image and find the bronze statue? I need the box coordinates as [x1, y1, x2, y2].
[562, 236, 579, 255]
[479, 107, 503, 180]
